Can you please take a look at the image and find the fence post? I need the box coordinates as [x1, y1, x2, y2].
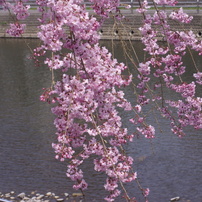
[197, 0, 199, 14]
[131, 0, 134, 14]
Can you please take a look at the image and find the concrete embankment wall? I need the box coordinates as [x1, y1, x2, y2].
[0, 10, 202, 40]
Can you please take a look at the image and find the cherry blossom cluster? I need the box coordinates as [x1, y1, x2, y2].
[169, 7, 193, 23]
[137, 0, 202, 138]
[166, 96, 202, 129]
[194, 72, 202, 84]
[6, 22, 26, 37]
[1, 0, 30, 36]
[36, 0, 140, 201]
[136, 0, 150, 14]
[154, 0, 177, 6]
[12, 1, 30, 20]
[89, 0, 120, 17]
[4, 0, 202, 201]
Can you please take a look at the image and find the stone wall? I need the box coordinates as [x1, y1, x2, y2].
[0, 10, 202, 40]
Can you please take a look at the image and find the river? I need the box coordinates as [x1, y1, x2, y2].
[0, 39, 202, 201]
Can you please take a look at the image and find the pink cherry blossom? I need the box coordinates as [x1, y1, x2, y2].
[3, 0, 202, 200]
[6, 23, 26, 37]
[12, 1, 30, 20]
[169, 8, 193, 23]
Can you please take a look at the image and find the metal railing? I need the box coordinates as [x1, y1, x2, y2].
[118, 0, 201, 13]
[1, 0, 201, 14]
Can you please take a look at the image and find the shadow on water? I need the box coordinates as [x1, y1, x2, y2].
[0, 39, 202, 201]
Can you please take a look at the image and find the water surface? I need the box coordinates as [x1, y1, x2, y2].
[0, 39, 202, 201]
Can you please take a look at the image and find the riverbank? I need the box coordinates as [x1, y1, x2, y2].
[0, 191, 84, 202]
[0, 9, 202, 40]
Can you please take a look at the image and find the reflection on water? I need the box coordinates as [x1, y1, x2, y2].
[0, 39, 202, 201]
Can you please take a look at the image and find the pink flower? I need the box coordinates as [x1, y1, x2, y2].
[6, 23, 26, 37]
[143, 188, 150, 197]
[125, 5, 131, 9]
[73, 179, 88, 190]
[12, 1, 30, 20]
[104, 178, 118, 191]
[169, 8, 193, 23]
[135, 105, 142, 113]
[137, 125, 155, 138]
[193, 72, 202, 85]
[170, 82, 196, 98]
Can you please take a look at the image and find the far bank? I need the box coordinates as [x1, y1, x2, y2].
[0, 10, 202, 40]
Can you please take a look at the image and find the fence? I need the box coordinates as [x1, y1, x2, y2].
[83, 0, 202, 13]
[119, 0, 202, 14]
[1, 0, 202, 14]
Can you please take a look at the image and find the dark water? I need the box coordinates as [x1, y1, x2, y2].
[0, 39, 202, 201]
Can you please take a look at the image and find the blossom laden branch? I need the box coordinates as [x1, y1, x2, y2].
[3, 0, 202, 201]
